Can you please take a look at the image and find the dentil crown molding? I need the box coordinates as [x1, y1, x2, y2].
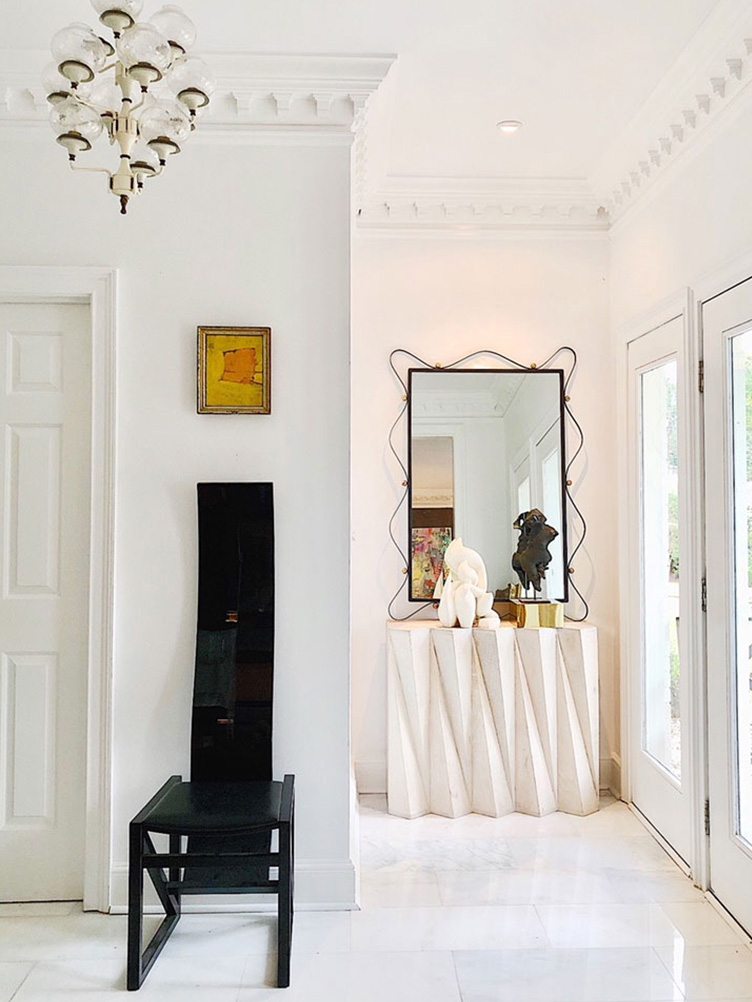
[355, 0, 752, 233]
[0, 50, 395, 140]
[356, 175, 608, 233]
[590, 0, 752, 223]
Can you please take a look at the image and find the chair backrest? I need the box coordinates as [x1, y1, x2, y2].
[192, 482, 275, 782]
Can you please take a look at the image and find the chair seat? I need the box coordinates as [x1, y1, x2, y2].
[141, 781, 283, 834]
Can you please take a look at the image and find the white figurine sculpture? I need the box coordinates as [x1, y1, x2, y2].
[434, 538, 501, 630]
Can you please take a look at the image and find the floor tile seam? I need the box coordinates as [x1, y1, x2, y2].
[648, 943, 688, 1000]
[6, 962, 34, 1002]
[531, 903, 554, 948]
[449, 950, 466, 1002]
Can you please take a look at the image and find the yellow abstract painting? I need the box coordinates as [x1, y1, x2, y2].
[198, 327, 271, 414]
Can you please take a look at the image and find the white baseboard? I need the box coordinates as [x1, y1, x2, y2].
[108, 858, 358, 914]
[360, 756, 621, 801]
[600, 754, 621, 799]
[354, 760, 386, 794]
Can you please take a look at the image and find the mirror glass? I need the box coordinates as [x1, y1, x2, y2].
[409, 368, 567, 602]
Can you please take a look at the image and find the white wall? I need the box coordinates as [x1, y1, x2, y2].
[0, 135, 355, 907]
[609, 94, 752, 807]
[351, 233, 618, 793]
[609, 99, 752, 321]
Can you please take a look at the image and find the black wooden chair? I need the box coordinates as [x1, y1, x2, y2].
[127, 774, 294, 991]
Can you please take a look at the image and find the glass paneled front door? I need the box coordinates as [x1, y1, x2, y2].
[704, 280, 752, 934]
[628, 316, 692, 864]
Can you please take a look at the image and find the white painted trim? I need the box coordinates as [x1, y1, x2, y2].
[616, 289, 691, 347]
[0, 266, 116, 913]
[357, 176, 608, 233]
[628, 802, 692, 876]
[600, 755, 622, 798]
[0, 50, 394, 132]
[594, 0, 752, 222]
[704, 890, 752, 945]
[694, 249, 752, 307]
[109, 859, 358, 913]
[618, 288, 707, 880]
[616, 290, 690, 807]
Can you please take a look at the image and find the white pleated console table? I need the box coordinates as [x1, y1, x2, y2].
[387, 621, 599, 819]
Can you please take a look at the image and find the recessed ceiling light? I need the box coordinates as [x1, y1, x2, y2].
[497, 119, 523, 134]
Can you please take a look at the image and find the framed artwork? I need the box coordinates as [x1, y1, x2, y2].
[197, 326, 271, 414]
[411, 526, 452, 599]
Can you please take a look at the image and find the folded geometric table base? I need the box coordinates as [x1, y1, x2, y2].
[387, 622, 599, 819]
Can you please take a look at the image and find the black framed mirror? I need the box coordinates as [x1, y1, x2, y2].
[407, 367, 569, 603]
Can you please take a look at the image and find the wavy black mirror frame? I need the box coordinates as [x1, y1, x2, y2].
[387, 348, 589, 622]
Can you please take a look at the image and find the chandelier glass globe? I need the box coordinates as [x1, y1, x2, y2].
[45, 0, 214, 213]
[51, 22, 108, 83]
[116, 23, 172, 85]
[150, 5, 196, 54]
[43, 62, 71, 103]
[87, 77, 123, 114]
[49, 94, 104, 148]
[90, 0, 144, 32]
[130, 139, 160, 178]
[168, 56, 215, 111]
[138, 98, 190, 159]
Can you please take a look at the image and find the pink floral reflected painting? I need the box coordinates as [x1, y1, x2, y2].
[411, 527, 452, 599]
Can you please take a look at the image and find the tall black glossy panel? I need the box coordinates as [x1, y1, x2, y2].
[191, 483, 274, 783]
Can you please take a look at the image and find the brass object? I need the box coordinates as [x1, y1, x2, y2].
[512, 600, 564, 629]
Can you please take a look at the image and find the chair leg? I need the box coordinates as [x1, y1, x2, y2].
[127, 829, 182, 991]
[169, 834, 182, 917]
[277, 821, 292, 988]
[127, 823, 144, 991]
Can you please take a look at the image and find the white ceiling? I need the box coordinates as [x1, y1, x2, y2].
[1, 0, 726, 191]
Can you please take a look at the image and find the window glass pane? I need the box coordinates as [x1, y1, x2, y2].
[641, 359, 681, 779]
[518, 475, 530, 515]
[730, 331, 752, 845]
[542, 446, 564, 600]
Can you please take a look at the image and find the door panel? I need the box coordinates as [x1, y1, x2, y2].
[0, 303, 90, 901]
[703, 278, 752, 934]
[628, 316, 692, 863]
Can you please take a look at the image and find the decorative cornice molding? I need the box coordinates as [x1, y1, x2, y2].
[357, 176, 608, 232]
[0, 50, 394, 133]
[590, 0, 752, 221]
[354, 0, 752, 233]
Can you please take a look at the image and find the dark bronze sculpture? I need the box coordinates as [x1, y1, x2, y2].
[512, 509, 559, 594]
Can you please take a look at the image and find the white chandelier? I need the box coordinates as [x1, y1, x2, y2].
[44, 2, 215, 214]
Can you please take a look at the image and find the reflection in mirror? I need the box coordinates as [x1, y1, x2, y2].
[409, 369, 567, 603]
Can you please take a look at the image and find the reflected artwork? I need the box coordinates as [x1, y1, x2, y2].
[411, 526, 452, 599]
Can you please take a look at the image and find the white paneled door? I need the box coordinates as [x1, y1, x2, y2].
[0, 303, 91, 901]
[627, 316, 693, 864]
[703, 277, 752, 935]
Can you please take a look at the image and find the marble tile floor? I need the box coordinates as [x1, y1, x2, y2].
[0, 794, 751, 1000]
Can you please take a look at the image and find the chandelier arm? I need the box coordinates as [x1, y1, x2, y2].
[128, 94, 148, 114]
[69, 162, 114, 177]
[47, 5, 214, 212]
[74, 97, 111, 115]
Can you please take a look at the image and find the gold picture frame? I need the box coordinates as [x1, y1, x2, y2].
[197, 326, 271, 414]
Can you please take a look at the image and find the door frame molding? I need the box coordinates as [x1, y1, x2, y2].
[616, 286, 708, 882]
[0, 266, 117, 912]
